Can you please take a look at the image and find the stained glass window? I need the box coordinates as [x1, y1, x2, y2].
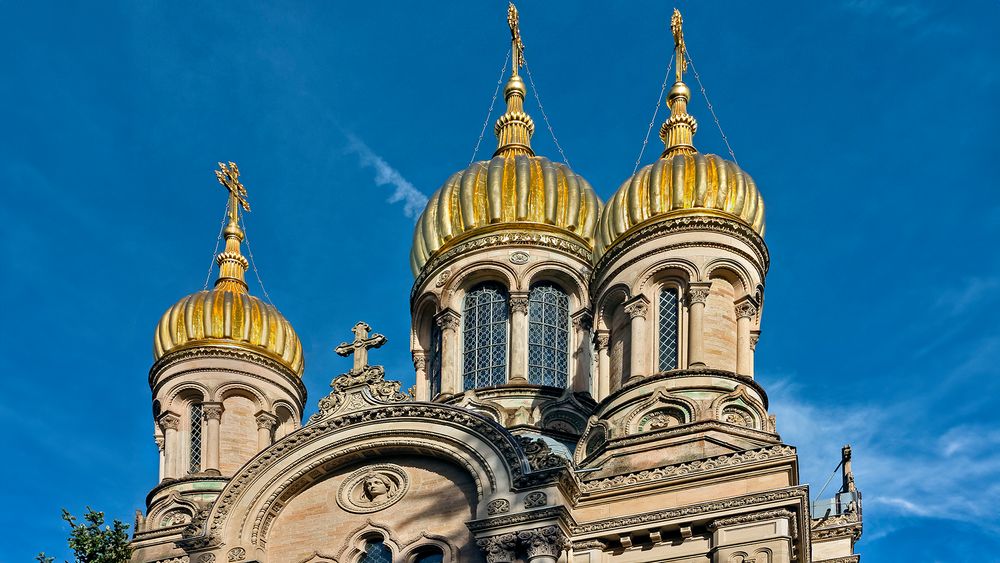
[462, 283, 509, 389]
[528, 282, 570, 387]
[189, 403, 202, 474]
[658, 287, 680, 371]
[429, 321, 442, 398]
[358, 538, 391, 563]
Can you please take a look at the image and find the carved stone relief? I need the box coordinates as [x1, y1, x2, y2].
[336, 463, 409, 513]
[487, 499, 510, 515]
[524, 491, 547, 508]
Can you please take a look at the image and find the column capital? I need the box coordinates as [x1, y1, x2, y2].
[153, 435, 165, 452]
[509, 293, 530, 315]
[158, 412, 180, 431]
[687, 283, 712, 305]
[735, 296, 759, 319]
[412, 351, 428, 370]
[517, 525, 569, 559]
[594, 330, 610, 350]
[476, 532, 517, 563]
[750, 330, 761, 350]
[623, 295, 650, 319]
[434, 308, 461, 332]
[571, 309, 593, 331]
[255, 410, 278, 430]
[201, 402, 224, 421]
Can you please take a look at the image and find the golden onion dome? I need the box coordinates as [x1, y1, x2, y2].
[594, 10, 765, 260]
[153, 163, 304, 376]
[410, 35, 601, 275]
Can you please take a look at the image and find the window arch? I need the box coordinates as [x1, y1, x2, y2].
[462, 282, 509, 389]
[189, 403, 203, 474]
[658, 287, 680, 371]
[358, 537, 392, 563]
[528, 282, 570, 387]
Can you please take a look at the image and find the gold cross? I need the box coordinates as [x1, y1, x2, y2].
[508, 3, 525, 73]
[215, 162, 250, 224]
[335, 322, 388, 374]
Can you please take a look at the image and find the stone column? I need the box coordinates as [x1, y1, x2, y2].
[571, 310, 593, 393]
[435, 309, 461, 394]
[624, 296, 650, 378]
[157, 412, 180, 479]
[154, 435, 165, 481]
[509, 292, 530, 383]
[735, 298, 758, 377]
[255, 411, 278, 450]
[476, 533, 517, 563]
[594, 331, 610, 401]
[201, 402, 223, 474]
[412, 352, 429, 401]
[518, 526, 568, 563]
[686, 283, 712, 367]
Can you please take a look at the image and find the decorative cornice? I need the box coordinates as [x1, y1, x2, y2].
[149, 345, 307, 402]
[571, 486, 807, 534]
[708, 508, 794, 531]
[812, 557, 859, 563]
[811, 522, 863, 541]
[602, 368, 770, 411]
[579, 445, 795, 495]
[594, 214, 769, 277]
[413, 228, 592, 300]
[467, 506, 571, 533]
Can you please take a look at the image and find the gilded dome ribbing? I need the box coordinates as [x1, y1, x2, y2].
[410, 9, 601, 275]
[153, 163, 304, 376]
[594, 10, 765, 260]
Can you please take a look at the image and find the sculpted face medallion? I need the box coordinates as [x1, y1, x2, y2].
[337, 464, 409, 513]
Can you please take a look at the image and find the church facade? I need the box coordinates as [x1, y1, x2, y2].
[130, 7, 863, 563]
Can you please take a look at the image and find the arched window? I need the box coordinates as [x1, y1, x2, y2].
[658, 287, 680, 371]
[358, 538, 392, 563]
[413, 548, 444, 563]
[462, 283, 509, 389]
[189, 403, 202, 474]
[528, 282, 570, 387]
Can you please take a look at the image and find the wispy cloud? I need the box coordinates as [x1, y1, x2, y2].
[768, 377, 1000, 530]
[933, 276, 1000, 317]
[345, 134, 428, 220]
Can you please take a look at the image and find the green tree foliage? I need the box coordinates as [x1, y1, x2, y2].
[37, 508, 132, 563]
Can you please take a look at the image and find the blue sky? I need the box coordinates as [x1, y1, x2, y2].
[1, 1, 997, 560]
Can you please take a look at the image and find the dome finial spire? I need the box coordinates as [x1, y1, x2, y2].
[660, 8, 698, 157]
[494, 2, 535, 157]
[213, 161, 250, 293]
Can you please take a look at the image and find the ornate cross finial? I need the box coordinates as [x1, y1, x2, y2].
[215, 161, 250, 225]
[335, 321, 388, 374]
[671, 8, 687, 83]
[508, 2, 525, 74]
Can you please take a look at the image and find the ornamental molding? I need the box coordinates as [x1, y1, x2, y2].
[524, 491, 547, 508]
[308, 365, 411, 423]
[601, 368, 770, 411]
[413, 230, 593, 299]
[487, 499, 511, 515]
[813, 557, 860, 563]
[594, 214, 769, 278]
[708, 508, 795, 532]
[811, 522, 863, 541]
[149, 345, 305, 398]
[811, 511, 860, 529]
[467, 506, 572, 533]
[196, 403, 565, 547]
[578, 445, 795, 495]
[571, 486, 808, 534]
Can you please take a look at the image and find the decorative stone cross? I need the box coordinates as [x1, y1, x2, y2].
[335, 322, 387, 374]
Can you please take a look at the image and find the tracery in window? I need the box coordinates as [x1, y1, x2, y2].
[528, 282, 570, 387]
[658, 287, 680, 371]
[358, 538, 392, 563]
[462, 283, 509, 389]
[189, 403, 202, 474]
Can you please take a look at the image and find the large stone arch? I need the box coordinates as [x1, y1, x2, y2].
[190, 403, 526, 563]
